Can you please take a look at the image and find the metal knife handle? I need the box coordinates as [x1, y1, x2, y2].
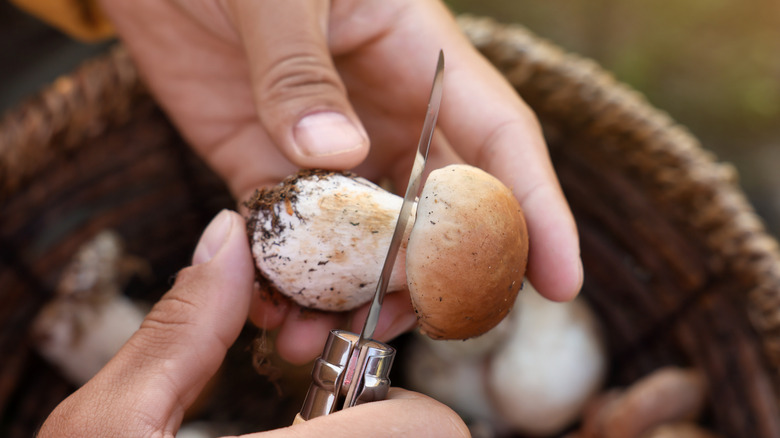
[294, 330, 395, 423]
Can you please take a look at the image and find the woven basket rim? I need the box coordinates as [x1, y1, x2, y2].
[0, 45, 143, 198]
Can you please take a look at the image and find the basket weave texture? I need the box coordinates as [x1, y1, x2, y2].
[2, 15, 780, 437]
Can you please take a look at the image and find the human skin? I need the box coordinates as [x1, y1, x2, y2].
[38, 211, 469, 437]
[97, 0, 583, 364]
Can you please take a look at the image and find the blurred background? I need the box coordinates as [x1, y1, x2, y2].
[447, 0, 780, 236]
[2, 0, 779, 234]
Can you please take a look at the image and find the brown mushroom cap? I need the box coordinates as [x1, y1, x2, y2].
[406, 164, 529, 339]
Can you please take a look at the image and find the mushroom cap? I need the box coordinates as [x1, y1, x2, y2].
[406, 164, 528, 339]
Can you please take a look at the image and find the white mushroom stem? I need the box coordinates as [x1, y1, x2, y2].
[249, 171, 411, 311]
[177, 422, 242, 438]
[248, 171, 412, 311]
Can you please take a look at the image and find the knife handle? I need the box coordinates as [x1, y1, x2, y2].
[294, 330, 395, 422]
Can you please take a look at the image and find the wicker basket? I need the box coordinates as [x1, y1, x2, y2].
[2, 15, 780, 437]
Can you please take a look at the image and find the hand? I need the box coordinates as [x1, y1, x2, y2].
[98, 0, 583, 363]
[38, 211, 469, 438]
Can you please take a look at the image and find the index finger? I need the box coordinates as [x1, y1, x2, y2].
[440, 44, 583, 301]
[362, 0, 582, 301]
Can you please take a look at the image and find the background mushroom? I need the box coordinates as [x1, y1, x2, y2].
[404, 283, 608, 436]
[31, 231, 149, 385]
[577, 367, 709, 438]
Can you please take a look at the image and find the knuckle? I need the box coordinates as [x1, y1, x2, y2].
[258, 49, 345, 110]
[143, 293, 199, 331]
[137, 273, 203, 343]
[474, 119, 522, 168]
[173, 264, 199, 284]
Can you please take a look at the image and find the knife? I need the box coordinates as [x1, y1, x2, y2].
[293, 50, 444, 424]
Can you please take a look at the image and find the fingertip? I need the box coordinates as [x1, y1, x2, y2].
[275, 310, 344, 365]
[192, 209, 235, 266]
[385, 387, 428, 401]
[185, 210, 255, 317]
[361, 388, 470, 438]
[507, 176, 581, 303]
[527, 240, 583, 303]
[249, 285, 290, 329]
[227, 1, 371, 172]
[281, 388, 469, 438]
[573, 256, 585, 297]
[197, 211, 256, 314]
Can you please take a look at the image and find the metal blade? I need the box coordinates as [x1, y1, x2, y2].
[342, 50, 444, 410]
[360, 50, 444, 342]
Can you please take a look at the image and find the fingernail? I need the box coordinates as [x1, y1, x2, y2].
[294, 112, 367, 157]
[193, 210, 234, 265]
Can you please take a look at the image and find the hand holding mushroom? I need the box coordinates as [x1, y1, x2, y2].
[100, 0, 582, 362]
[38, 211, 469, 438]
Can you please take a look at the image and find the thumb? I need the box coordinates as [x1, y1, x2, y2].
[227, 0, 369, 169]
[247, 389, 470, 438]
[39, 210, 255, 437]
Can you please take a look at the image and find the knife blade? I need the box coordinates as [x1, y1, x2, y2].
[293, 50, 444, 423]
[342, 49, 445, 409]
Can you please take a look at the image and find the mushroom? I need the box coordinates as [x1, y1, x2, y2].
[177, 421, 242, 438]
[579, 367, 708, 438]
[33, 293, 146, 385]
[404, 333, 503, 427]
[32, 230, 224, 419]
[403, 315, 514, 426]
[31, 231, 149, 385]
[403, 283, 607, 436]
[247, 165, 528, 340]
[487, 287, 607, 435]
